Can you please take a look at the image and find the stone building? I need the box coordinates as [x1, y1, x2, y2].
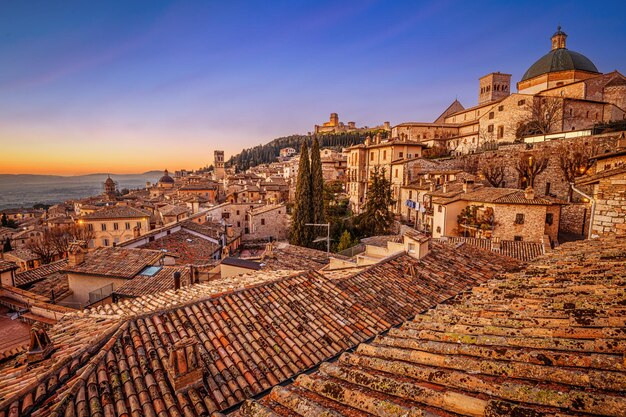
[79, 205, 151, 248]
[576, 137, 626, 236]
[244, 204, 290, 242]
[345, 134, 426, 213]
[431, 184, 562, 245]
[314, 113, 391, 134]
[391, 27, 626, 154]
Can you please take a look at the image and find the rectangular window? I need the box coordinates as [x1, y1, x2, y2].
[222, 212, 230, 219]
[383, 150, 387, 160]
[546, 213, 554, 225]
[399, 152, 403, 158]
[437, 205, 442, 213]
[497, 126, 504, 139]
[237, 221, 241, 227]
[394, 169, 398, 178]
[545, 182, 551, 195]
[409, 190, 412, 199]
[498, 105, 504, 111]
[514, 236, 523, 241]
[136, 222, 141, 228]
[87, 224, 93, 231]
[103, 239, 109, 247]
[236, 210, 240, 215]
[113, 223, 119, 231]
[261, 218, 265, 226]
[125, 222, 131, 230]
[489, 112, 494, 119]
[487, 124, 494, 133]
[515, 213, 525, 224]
[518, 99, 526, 106]
[101, 223, 107, 231]
[370, 153, 374, 161]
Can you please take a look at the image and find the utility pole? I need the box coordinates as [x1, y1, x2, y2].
[305, 223, 331, 255]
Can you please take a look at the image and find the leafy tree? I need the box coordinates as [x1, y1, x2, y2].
[1, 214, 18, 229]
[290, 141, 313, 247]
[336, 230, 354, 252]
[357, 167, 396, 236]
[3, 238, 11, 253]
[310, 137, 325, 224]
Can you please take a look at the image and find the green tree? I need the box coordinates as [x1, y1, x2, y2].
[310, 137, 325, 224]
[290, 141, 313, 246]
[1, 213, 17, 229]
[357, 167, 396, 236]
[336, 230, 354, 252]
[2, 238, 11, 253]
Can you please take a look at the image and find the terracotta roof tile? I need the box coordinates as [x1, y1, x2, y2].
[63, 247, 163, 279]
[236, 236, 626, 417]
[14, 259, 68, 287]
[0, 240, 515, 416]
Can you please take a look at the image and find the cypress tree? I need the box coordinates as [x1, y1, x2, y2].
[358, 167, 396, 236]
[3, 238, 11, 253]
[310, 137, 325, 224]
[290, 141, 313, 246]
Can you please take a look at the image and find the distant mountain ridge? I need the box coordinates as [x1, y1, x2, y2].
[0, 171, 162, 210]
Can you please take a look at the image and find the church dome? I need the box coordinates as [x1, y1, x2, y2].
[158, 169, 175, 184]
[520, 27, 599, 82]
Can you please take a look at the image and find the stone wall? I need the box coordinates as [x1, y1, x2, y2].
[592, 172, 626, 236]
[460, 134, 620, 201]
[559, 203, 591, 238]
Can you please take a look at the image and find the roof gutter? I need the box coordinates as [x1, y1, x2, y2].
[570, 182, 595, 240]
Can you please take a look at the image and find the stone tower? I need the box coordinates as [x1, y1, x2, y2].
[214, 150, 225, 180]
[329, 113, 339, 127]
[103, 175, 117, 200]
[478, 72, 512, 105]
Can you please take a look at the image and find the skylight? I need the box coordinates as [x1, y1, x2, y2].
[140, 266, 162, 277]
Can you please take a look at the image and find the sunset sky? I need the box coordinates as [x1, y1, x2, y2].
[1, 0, 625, 175]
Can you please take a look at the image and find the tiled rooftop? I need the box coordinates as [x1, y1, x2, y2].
[258, 243, 349, 271]
[0, 240, 515, 417]
[439, 236, 546, 262]
[139, 230, 220, 265]
[81, 205, 150, 220]
[113, 266, 191, 298]
[64, 247, 164, 279]
[235, 236, 626, 417]
[14, 259, 68, 287]
[0, 260, 18, 274]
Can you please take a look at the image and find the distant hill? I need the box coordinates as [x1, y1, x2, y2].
[227, 130, 389, 171]
[0, 171, 162, 210]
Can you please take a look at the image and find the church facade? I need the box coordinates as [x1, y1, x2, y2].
[392, 27, 626, 154]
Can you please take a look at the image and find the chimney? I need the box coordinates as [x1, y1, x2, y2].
[524, 186, 535, 200]
[429, 182, 436, 192]
[491, 237, 501, 253]
[264, 242, 275, 259]
[442, 182, 448, 193]
[67, 241, 87, 267]
[463, 180, 475, 193]
[27, 327, 54, 363]
[174, 271, 181, 291]
[167, 338, 203, 392]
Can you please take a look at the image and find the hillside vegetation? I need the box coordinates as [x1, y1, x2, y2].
[227, 130, 389, 171]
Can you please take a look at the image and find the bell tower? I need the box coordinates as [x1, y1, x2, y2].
[478, 72, 512, 105]
[214, 150, 225, 180]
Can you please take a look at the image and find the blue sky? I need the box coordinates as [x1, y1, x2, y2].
[0, 0, 625, 174]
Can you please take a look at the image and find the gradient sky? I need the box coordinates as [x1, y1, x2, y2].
[1, 1, 625, 175]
